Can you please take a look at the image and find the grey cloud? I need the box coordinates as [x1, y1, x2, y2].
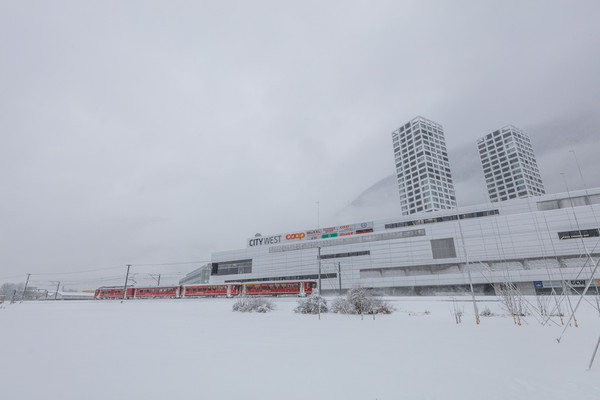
[1, 1, 599, 287]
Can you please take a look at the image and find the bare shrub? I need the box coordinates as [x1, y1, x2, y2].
[451, 299, 464, 323]
[495, 282, 528, 317]
[535, 295, 551, 316]
[232, 297, 274, 313]
[294, 295, 328, 314]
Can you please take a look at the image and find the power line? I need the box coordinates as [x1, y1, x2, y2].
[26, 266, 124, 276]
[131, 260, 209, 266]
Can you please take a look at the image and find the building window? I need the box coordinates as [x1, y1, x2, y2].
[212, 259, 252, 275]
[557, 229, 599, 240]
[431, 238, 457, 259]
[320, 251, 370, 260]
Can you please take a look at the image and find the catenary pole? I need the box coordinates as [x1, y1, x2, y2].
[317, 247, 322, 320]
[157, 274, 161, 287]
[21, 273, 31, 301]
[455, 205, 480, 325]
[589, 335, 600, 370]
[54, 281, 60, 300]
[123, 264, 131, 300]
[317, 247, 322, 295]
[338, 262, 342, 296]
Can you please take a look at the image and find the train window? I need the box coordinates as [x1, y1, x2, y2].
[293, 284, 298, 288]
[268, 284, 274, 289]
[274, 284, 279, 289]
[262, 284, 267, 289]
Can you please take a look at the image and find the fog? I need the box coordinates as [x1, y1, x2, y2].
[1, 1, 599, 288]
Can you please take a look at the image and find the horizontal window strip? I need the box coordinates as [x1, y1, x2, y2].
[320, 250, 370, 260]
[224, 273, 337, 283]
[385, 210, 499, 230]
[269, 229, 425, 253]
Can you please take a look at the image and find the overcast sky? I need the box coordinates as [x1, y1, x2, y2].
[1, 1, 599, 289]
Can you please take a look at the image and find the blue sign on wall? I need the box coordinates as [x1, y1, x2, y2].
[533, 281, 544, 289]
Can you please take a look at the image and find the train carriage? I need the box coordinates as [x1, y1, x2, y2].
[181, 284, 241, 298]
[242, 281, 316, 297]
[134, 286, 180, 299]
[95, 287, 135, 299]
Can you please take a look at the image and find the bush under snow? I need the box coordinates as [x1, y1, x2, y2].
[331, 287, 394, 315]
[232, 297, 274, 313]
[294, 294, 328, 314]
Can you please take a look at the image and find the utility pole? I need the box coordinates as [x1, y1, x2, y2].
[456, 207, 480, 325]
[338, 262, 342, 296]
[123, 264, 131, 300]
[21, 273, 31, 302]
[54, 281, 60, 300]
[149, 273, 161, 286]
[317, 247, 322, 295]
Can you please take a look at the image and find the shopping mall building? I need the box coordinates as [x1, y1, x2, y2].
[181, 188, 600, 295]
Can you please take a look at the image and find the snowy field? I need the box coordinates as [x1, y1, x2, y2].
[1, 296, 599, 400]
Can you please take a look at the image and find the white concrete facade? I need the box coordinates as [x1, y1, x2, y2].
[477, 125, 545, 202]
[207, 188, 600, 295]
[391, 116, 457, 216]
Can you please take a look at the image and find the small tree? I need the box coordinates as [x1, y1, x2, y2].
[451, 299, 464, 323]
[495, 282, 528, 325]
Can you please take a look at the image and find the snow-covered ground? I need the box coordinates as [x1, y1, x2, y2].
[1, 296, 599, 400]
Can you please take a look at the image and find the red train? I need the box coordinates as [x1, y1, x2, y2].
[94, 281, 317, 300]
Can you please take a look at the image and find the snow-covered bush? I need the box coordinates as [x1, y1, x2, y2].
[232, 297, 274, 313]
[331, 297, 357, 314]
[294, 294, 328, 314]
[480, 307, 495, 317]
[331, 287, 394, 315]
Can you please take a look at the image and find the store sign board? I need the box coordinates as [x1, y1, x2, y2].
[247, 235, 282, 247]
[247, 222, 374, 247]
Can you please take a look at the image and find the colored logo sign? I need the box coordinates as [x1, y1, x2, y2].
[285, 232, 306, 240]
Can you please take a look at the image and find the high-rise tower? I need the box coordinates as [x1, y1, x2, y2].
[391, 116, 456, 215]
[477, 125, 545, 202]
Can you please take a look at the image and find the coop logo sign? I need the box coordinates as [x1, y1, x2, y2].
[285, 232, 306, 241]
[247, 235, 282, 247]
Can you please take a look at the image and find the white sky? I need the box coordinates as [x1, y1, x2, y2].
[1, 1, 599, 287]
